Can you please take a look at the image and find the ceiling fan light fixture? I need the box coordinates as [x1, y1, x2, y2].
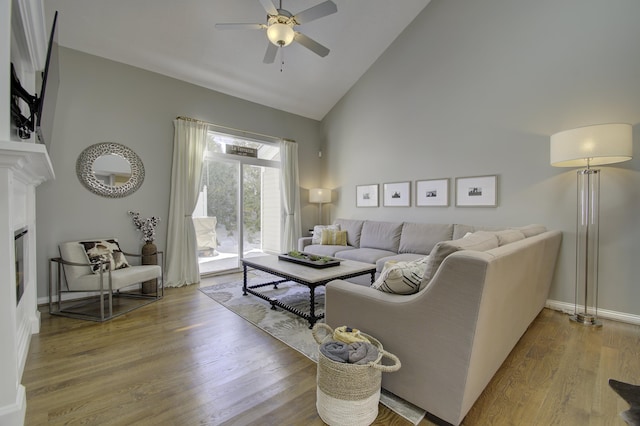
[267, 22, 295, 46]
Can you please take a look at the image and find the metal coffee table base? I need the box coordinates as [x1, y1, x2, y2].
[242, 263, 374, 328]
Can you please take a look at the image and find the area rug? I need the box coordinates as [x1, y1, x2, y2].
[200, 272, 426, 425]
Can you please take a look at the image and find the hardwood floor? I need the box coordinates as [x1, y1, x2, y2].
[23, 276, 640, 425]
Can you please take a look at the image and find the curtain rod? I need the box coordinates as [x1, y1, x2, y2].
[175, 116, 295, 143]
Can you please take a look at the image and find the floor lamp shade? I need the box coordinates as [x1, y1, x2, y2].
[309, 188, 331, 225]
[550, 123, 633, 326]
[309, 188, 331, 204]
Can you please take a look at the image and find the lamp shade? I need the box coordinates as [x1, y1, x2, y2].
[309, 188, 331, 203]
[267, 23, 295, 47]
[550, 123, 633, 168]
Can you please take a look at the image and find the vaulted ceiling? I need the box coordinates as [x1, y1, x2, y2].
[43, 0, 431, 120]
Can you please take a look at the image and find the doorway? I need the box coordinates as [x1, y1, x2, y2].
[195, 131, 281, 275]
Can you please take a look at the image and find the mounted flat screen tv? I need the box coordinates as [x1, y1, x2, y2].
[9, 11, 59, 148]
[36, 11, 60, 149]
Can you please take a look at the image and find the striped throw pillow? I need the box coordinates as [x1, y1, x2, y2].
[320, 229, 348, 246]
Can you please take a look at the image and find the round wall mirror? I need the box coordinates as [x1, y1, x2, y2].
[76, 142, 145, 198]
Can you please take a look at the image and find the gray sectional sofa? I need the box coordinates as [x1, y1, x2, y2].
[298, 218, 536, 284]
[298, 218, 562, 425]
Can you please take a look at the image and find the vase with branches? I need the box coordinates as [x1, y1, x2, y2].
[128, 211, 160, 243]
[128, 211, 160, 293]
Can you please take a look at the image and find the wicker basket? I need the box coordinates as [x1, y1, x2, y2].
[312, 323, 401, 426]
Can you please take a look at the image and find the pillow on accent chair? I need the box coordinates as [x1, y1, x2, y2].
[372, 257, 429, 294]
[321, 230, 348, 246]
[312, 224, 340, 245]
[80, 239, 130, 274]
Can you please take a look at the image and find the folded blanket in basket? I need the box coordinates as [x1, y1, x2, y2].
[348, 341, 379, 365]
[333, 326, 370, 344]
[320, 341, 379, 365]
[320, 341, 350, 363]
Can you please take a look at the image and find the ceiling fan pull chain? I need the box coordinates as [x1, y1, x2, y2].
[280, 47, 285, 72]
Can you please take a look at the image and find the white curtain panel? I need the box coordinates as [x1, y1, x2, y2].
[280, 139, 302, 252]
[165, 118, 208, 287]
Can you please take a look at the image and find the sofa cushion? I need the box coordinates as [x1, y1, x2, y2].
[321, 229, 348, 246]
[80, 239, 130, 274]
[376, 253, 426, 273]
[420, 231, 499, 290]
[511, 224, 547, 237]
[494, 229, 526, 246]
[312, 224, 340, 245]
[398, 223, 454, 255]
[372, 257, 429, 294]
[452, 224, 505, 240]
[304, 244, 355, 257]
[336, 248, 398, 265]
[359, 221, 403, 252]
[334, 219, 365, 248]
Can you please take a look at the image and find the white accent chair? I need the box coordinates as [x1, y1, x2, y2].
[49, 239, 163, 321]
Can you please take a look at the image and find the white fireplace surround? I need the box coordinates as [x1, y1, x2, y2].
[1, 1, 54, 424]
[0, 142, 54, 425]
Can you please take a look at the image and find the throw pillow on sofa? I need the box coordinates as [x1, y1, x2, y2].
[312, 224, 340, 245]
[321, 229, 348, 246]
[372, 257, 429, 294]
[419, 231, 499, 291]
[494, 229, 526, 246]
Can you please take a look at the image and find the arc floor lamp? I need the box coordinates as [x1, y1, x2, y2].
[550, 123, 633, 326]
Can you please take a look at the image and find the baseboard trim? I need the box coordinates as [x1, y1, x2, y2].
[0, 384, 26, 426]
[545, 299, 640, 326]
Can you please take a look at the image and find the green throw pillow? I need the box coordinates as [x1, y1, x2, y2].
[321, 229, 348, 246]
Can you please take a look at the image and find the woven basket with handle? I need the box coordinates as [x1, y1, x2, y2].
[312, 323, 401, 426]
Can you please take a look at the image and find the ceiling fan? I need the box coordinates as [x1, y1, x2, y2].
[215, 0, 338, 64]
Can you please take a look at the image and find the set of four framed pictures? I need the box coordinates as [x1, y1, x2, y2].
[356, 175, 497, 208]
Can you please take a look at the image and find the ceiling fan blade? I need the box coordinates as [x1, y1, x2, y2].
[263, 43, 278, 64]
[293, 0, 337, 24]
[215, 23, 266, 30]
[259, 0, 278, 16]
[294, 32, 330, 57]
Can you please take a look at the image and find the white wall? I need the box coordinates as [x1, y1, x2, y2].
[321, 0, 640, 316]
[36, 47, 323, 297]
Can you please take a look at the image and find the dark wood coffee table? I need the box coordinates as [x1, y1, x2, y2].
[241, 255, 376, 328]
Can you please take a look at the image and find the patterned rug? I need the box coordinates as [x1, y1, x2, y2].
[200, 271, 426, 425]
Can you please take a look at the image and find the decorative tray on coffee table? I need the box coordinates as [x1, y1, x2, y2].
[278, 251, 341, 268]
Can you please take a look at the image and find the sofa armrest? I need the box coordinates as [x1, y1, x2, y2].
[298, 237, 313, 252]
[325, 253, 491, 425]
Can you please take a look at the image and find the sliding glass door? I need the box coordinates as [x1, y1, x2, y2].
[195, 131, 281, 275]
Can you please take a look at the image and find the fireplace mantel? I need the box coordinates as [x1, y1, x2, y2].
[0, 141, 55, 184]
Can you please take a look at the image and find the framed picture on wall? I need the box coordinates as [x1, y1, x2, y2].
[356, 184, 379, 207]
[416, 178, 449, 207]
[383, 181, 411, 207]
[455, 175, 498, 207]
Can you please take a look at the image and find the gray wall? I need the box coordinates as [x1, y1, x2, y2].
[321, 0, 640, 315]
[36, 47, 322, 297]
